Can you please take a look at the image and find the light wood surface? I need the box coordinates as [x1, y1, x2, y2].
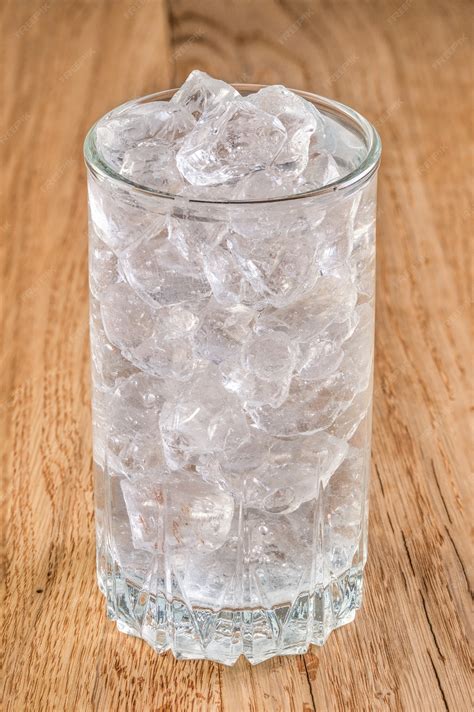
[2, 1, 472, 710]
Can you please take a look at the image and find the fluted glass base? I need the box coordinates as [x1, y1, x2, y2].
[99, 557, 364, 665]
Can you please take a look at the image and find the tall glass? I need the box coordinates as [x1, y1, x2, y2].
[84, 87, 381, 665]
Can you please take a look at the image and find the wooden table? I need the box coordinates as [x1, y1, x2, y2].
[2, 1, 471, 710]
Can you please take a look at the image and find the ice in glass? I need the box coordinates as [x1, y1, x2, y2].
[84, 71, 381, 664]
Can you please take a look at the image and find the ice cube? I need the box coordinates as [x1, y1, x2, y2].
[195, 428, 270, 498]
[328, 385, 372, 441]
[256, 271, 358, 342]
[120, 139, 185, 194]
[317, 112, 366, 175]
[178, 504, 312, 609]
[325, 447, 367, 576]
[242, 329, 297, 381]
[349, 182, 376, 300]
[295, 151, 343, 191]
[244, 508, 311, 607]
[121, 475, 165, 551]
[90, 295, 138, 391]
[340, 303, 374, 392]
[119, 221, 211, 309]
[230, 167, 297, 200]
[220, 361, 288, 410]
[100, 280, 202, 381]
[159, 367, 249, 470]
[227, 218, 320, 307]
[312, 194, 357, 272]
[194, 301, 254, 364]
[202, 242, 264, 308]
[96, 101, 195, 172]
[167, 470, 235, 551]
[100, 281, 155, 350]
[320, 309, 360, 351]
[251, 432, 348, 513]
[296, 339, 344, 381]
[171, 70, 240, 120]
[89, 226, 119, 298]
[220, 330, 297, 408]
[247, 370, 357, 437]
[176, 100, 287, 186]
[107, 473, 153, 574]
[168, 214, 221, 262]
[222, 428, 270, 475]
[248, 85, 325, 176]
[107, 372, 170, 476]
[87, 176, 166, 252]
[109, 371, 169, 426]
[128, 304, 201, 381]
[130, 330, 199, 381]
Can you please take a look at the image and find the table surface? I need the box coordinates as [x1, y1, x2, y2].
[2, 1, 471, 710]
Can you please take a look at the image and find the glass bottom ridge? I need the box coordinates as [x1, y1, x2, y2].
[100, 562, 364, 665]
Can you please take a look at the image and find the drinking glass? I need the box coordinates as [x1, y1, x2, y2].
[84, 86, 381, 665]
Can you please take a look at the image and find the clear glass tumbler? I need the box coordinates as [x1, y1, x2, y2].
[84, 87, 381, 665]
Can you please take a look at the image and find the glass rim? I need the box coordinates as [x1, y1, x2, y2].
[83, 84, 382, 206]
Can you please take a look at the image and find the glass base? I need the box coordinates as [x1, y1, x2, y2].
[99, 561, 364, 665]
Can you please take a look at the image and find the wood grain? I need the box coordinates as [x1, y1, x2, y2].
[1, 1, 471, 710]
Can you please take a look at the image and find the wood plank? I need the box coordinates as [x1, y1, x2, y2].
[2, 0, 471, 710]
